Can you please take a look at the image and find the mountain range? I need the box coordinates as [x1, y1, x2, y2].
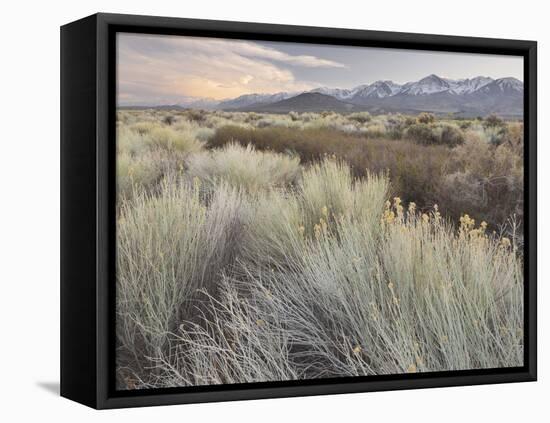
[141, 74, 524, 116]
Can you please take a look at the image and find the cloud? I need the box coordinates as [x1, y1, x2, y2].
[213, 40, 346, 68]
[117, 33, 344, 104]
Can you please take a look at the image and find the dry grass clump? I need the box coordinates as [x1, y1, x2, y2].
[186, 143, 301, 192]
[117, 178, 250, 385]
[116, 116, 206, 202]
[144, 127, 203, 153]
[438, 136, 524, 235]
[406, 122, 465, 147]
[347, 111, 372, 123]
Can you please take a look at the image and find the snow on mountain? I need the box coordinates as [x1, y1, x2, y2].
[207, 74, 523, 116]
[398, 74, 452, 96]
[353, 80, 403, 99]
[309, 87, 353, 100]
[447, 76, 494, 95]
[474, 77, 523, 95]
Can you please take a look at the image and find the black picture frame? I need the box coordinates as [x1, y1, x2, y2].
[60, 12, 537, 409]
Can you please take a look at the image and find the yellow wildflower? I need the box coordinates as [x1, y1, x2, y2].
[407, 363, 417, 373]
[314, 224, 322, 239]
[383, 210, 396, 225]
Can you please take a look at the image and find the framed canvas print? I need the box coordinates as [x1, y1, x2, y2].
[60, 13, 537, 409]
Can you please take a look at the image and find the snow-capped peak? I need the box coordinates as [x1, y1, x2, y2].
[494, 77, 523, 91]
[309, 87, 353, 100]
[212, 74, 523, 111]
[399, 74, 451, 96]
[352, 81, 403, 99]
[474, 77, 523, 95]
[447, 76, 494, 95]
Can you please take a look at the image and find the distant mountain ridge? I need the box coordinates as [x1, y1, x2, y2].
[134, 74, 523, 116]
[241, 92, 360, 113]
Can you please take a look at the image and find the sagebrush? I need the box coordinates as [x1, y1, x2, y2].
[115, 109, 524, 389]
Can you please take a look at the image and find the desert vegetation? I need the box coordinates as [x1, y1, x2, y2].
[116, 108, 524, 389]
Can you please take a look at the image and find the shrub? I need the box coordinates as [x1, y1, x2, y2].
[145, 127, 203, 153]
[184, 109, 208, 123]
[289, 111, 300, 121]
[405, 123, 438, 144]
[502, 122, 524, 155]
[484, 114, 505, 128]
[417, 112, 435, 124]
[117, 151, 166, 201]
[130, 121, 157, 135]
[133, 169, 523, 387]
[208, 125, 449, 209]
[117, 178, 250, 386]
[459, 120, 472, 130]
[438, 138, 523, 230]
[186, 143, 301, 192]
[439, 124, 465, 147]
[162, 115, 176, 126]
[347, 111, 371, 124]
[483, 125, 509, 146]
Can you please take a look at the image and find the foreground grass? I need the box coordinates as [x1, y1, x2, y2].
[116, 144, 523, 389]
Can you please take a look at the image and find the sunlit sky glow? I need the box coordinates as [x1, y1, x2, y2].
[117, 33, 523, 106]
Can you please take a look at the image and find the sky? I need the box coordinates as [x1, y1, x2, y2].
[117, 32, 524, 106]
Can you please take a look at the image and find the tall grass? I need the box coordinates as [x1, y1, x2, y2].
[116, 142, 523, 388]
[116, 120, 204, 202]
[186, 143, 301, 192]
[116, 178, 251, 386]
[138, 174, 522, 388]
